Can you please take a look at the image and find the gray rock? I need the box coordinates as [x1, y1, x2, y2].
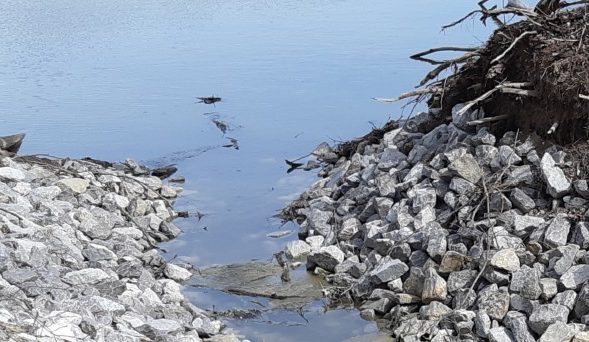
[539, 278, 558, 300]
[338, 217, 360, 241]
[378, 148, 407, 170]
[491, 248, 520, 273]
[499, 145, 522, 166]
[506, 165, 535, 186]
[504, 311, 535, 342]
[57, 178, 90, 194]
[0, 167, 25, 182]
[475, 310, 491, 338]
[513, 214, 546, 238]
[420, 301, 451, 320]
[560, 264, 589, 290]
[540, 153, 571, 198]
[307, 246, 345, 272]
[449, 154, 483, 184]
[164, 264, 192, 282]
[2, 268, 38, 284]
[452, 103, 483, 129]
[360, 298, 392, 315]
[62, 268, 110, 285]
[477, 289, 510, 320]
[83, 243, 117, 262]
[447, 270, 478, 293]
[538, 322, 576, 342]
[421, 267, 447, 303]
[553, 290, 577, 311]
[574, 180, 589, 199]
[510, 188, 536, 213]
[528, 304, 570, 335]
[490, 192, 513, 212]
[572, 222, 589, 249]
[368, 256, 408, 284]
[488, 327, 516, 342]
[510, 293, 537, 315]
[544, 214, 571, 248]
[285, 240, 311, 259]
[574, 282, 589, 318]
[509, 265, 541, 300]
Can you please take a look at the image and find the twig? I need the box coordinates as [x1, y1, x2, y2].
[491, 31, 537, 64]
[500, 87, 539, 97]
[373, 87, 442, 103]
[455, 82, 532, 117]
[579, 94, 589, 100]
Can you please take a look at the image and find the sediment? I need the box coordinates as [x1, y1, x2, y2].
[0, 155, 243, 342]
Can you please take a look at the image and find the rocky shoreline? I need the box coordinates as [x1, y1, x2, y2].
[285, 107, 589, 341]
[0, 155, 244, 342]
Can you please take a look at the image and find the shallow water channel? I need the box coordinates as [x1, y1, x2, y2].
[1, 0, 490, 340]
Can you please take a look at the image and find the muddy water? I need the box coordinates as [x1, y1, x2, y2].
[1, 0, 489, 340]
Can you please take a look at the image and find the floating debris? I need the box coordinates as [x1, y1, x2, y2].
[222, 137, 239, 150]
[266, 230, 292, 238]
[197, 96, 222, 105]
[285, 159, 304, 173]
[212, 119, 229, 134]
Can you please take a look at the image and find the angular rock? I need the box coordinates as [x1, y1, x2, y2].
[368, 256, 408, 284]
[528, 304, 570, 335]
[540, 153, 571, 198]
[285, 240, 311, 259]
[449, 153, 483, 184]
[307, 246, 345, 272]
[491, 248, 520, 273]
[544, 214, 571, 248]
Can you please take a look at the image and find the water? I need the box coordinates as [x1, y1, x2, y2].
[0, 0, 490, 340]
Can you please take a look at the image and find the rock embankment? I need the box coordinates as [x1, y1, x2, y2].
[286, 107, 589, 341]
[0, 156, 240, 342]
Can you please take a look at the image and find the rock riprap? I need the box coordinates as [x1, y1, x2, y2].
[285, 108, 589, 340]
[0, 156, 243, 342]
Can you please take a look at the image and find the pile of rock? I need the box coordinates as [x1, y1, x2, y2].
[286, 107, 589, 341]
[0, 156, 240, 342]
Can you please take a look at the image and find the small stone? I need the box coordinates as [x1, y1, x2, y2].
[544, 214, 571, 248]
[488, 327, 516, 342]
[572, 222, 589, 249]
[447, 270, 478, 293]
[83, 243, 117, 262]
[540, 153, 571, 198]
[491, 248, 520, 272]
[528, 304, 570, 335]
[307, 246, 345, 272]
[439, 251, 469, 273]
[420, 301, 451, 320]
[499, 145, 522, 166]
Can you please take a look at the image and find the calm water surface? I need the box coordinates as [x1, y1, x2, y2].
[0, 1, 490, 340]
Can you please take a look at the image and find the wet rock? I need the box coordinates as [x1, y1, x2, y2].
[307, 246, 345, 272]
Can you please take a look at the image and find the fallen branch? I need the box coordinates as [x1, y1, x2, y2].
[467, 114, 509, 126]
[500, 87, 540, 97]
[491, 31, 538, 64]
[373, 87, 442, 103]
[579, 94, 589, 100]
[455, 82, 533, 117]
[547, 122, 559, 135]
